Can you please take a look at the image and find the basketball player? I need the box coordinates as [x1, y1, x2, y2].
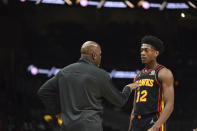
[128, 35, 174, 131]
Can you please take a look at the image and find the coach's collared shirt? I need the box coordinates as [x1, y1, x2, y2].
[37, 57, 131, 131]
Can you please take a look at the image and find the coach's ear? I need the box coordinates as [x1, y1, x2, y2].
[92, 52, 96, 61]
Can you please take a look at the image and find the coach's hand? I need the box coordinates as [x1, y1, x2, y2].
[56, 114, 63, 126]
[56, 114, 62, 121]
[127, 83, 140, 92]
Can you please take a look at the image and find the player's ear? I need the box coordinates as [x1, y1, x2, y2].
[155, 50, 159, 57]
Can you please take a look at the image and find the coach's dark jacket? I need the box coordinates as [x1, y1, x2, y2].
[37, 57, 131, 131]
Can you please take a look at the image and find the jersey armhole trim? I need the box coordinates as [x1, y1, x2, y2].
[154, 65, 164, 86]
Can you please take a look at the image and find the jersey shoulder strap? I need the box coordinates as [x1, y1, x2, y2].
[155, 64, 165, 85]
[134, 71, 142, 82]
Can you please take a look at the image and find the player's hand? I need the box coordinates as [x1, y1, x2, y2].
[127, 83, 140, 91]
[128, 114, 135, 131]
[147, 126, 159, 131]
[130, 113, 135, 120]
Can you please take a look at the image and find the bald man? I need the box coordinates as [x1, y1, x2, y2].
[37, 41, 139, 131]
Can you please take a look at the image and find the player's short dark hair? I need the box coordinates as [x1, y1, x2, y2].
[141, 35, 164, 54]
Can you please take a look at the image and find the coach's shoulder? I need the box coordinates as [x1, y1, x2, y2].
[96, 67, 110, 78]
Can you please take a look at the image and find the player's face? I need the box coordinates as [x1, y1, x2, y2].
[140, 44, 157, 64]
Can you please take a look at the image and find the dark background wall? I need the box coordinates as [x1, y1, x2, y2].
[0, 0, 197, 131]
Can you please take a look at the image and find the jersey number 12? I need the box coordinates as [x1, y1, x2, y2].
[136, 90, 148, 103]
